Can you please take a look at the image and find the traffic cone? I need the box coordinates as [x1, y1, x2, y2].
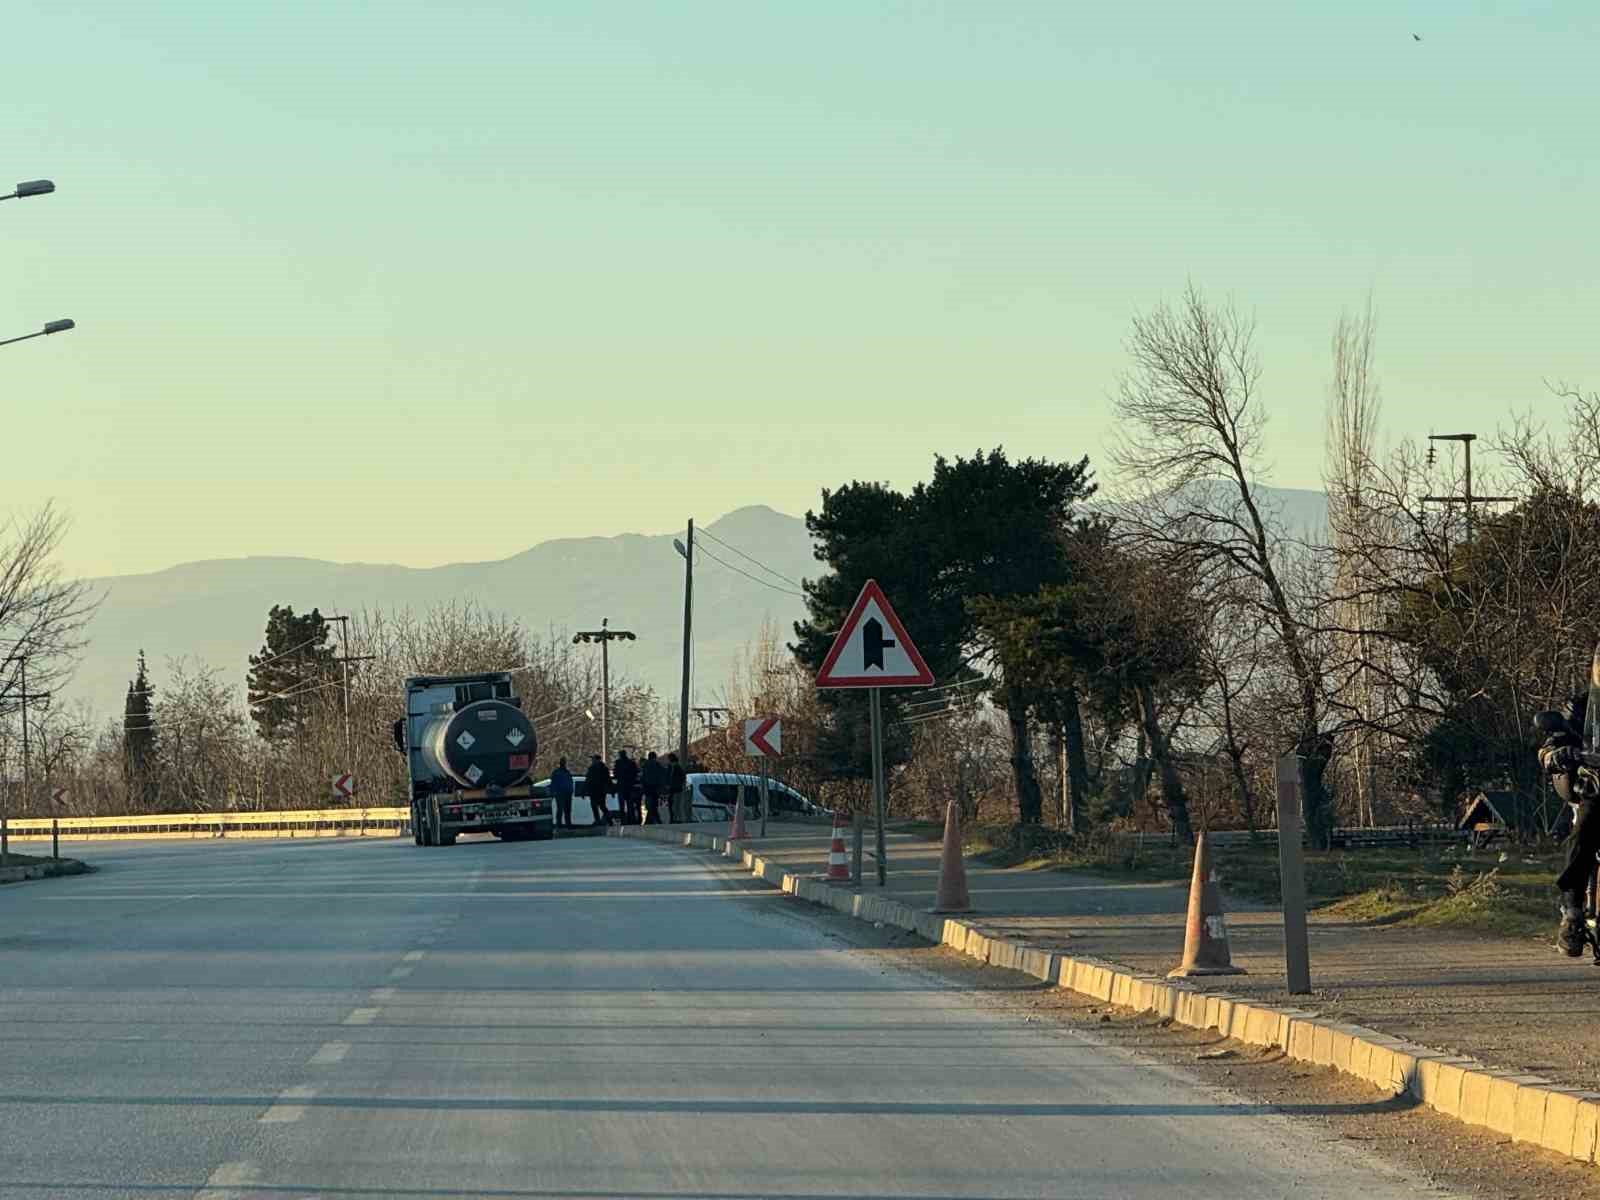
[929, 799, 972, 913]
[826, 810, 850, 881]
[728, 795, 747, 843]
[1168, 833, 1245, 977]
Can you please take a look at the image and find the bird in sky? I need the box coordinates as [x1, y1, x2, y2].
[1413, 33, 1422, 41]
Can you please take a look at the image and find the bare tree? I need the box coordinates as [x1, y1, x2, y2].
[1324, 298, 1385, 825]
[1111, 283, 1336, 843]
[0, 502, 99, 714]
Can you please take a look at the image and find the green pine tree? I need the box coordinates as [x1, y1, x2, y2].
[246, 606, 338, 741]
[123, 650, 158, 809]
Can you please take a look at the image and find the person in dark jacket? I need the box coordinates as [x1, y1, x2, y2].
[584, 755, 612, 827]
[614, 751, 640, 825]
[640, 751, 666, 825]
[549, 757, 575, 829]
[666, 752, 688, 823]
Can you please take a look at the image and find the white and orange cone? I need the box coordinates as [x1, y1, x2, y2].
[929, 799, 973, 913]
[1168, 833, 1245, 977]
[826, 810, 850, 881]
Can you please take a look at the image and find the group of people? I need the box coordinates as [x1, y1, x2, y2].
[546, 749, 689, 828]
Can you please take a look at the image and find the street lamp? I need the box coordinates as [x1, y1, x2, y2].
[0, 319, 74, 349]
[0, 179, 55, 201]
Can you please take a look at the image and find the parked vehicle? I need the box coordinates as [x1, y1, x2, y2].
[394, 672, 554, 846]
[682, 772, 828, 823]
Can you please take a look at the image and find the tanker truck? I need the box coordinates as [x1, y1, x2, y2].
[393, 671, 553, 846]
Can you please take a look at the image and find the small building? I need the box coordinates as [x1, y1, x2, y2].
[1457, 790, 1541, 846]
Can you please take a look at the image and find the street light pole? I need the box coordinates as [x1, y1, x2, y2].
[0, 179, 55, 201]
[573, 620, 636, 764]
[0, 319, 75, 349]
[2, 653, 48, 866]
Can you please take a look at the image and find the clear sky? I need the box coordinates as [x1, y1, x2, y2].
[5, 1, 1597, 578]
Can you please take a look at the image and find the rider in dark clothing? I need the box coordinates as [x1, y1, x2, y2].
[584, 755, 613, 828]
[1537, 690, 1600, 955]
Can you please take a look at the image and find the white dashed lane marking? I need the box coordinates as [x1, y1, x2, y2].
[194, 1159, 256, 1199]
[369, 987, 396, 1002]
[402, 949, 425, 963]
[343, 1007, 379, 1026]
[260, 1085, 318, 1124]
[389, 965, 413, 980]
[308, 1041, 350, 1066]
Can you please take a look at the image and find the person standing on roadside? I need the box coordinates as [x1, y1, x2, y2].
[614, 750, 640, 825]
[640, 751, 666, 825]
[584, 754, 612, 828]
[549, 757, 574, 829]
[666, 752, 688, 823]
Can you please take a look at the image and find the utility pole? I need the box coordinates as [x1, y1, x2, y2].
[674, 521, 694, 820]
[573, 619, 636, 763]
[2, 652, 50, 866]
[1422, 433, 1515, 542]
[324, 615, 375, 786]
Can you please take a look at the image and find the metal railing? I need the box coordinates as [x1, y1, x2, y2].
[4, 807, 409, 840]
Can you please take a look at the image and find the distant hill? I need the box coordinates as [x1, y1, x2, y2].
[67, 486, 1328, 718]
[70, 505, 817, 718]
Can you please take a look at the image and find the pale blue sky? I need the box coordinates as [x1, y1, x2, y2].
[5, 1, 1596, 577]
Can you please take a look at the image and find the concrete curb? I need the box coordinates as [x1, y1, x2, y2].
[0, 857, 91, 885]
[618, 824, 1599, 1165]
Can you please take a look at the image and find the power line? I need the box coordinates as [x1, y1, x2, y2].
[696, 526, 804, 590]
[695, 543, 805, 598]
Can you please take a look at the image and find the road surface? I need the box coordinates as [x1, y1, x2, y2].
[0, 835, 1450, 1199]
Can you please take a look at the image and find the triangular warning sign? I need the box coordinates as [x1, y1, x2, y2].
[815, 579, 935, 689]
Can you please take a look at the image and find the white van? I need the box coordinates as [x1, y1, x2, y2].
[684, 772, 828, 824]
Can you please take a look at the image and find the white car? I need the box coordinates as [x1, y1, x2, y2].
[684, 772, 828, 823]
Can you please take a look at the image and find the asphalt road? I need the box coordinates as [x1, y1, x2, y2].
[0, 835, 1452, 1199]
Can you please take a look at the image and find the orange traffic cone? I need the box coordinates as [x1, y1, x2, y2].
[728, 794, 748, 843]
[1168, 833, 1245, 977]
[929, 799, 972, 913]
[826, 810, 850, 881]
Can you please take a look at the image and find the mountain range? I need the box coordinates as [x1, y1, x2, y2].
[67, 487, 1329, 718]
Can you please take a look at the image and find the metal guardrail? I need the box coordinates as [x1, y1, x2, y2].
[4, 807, 410, 840]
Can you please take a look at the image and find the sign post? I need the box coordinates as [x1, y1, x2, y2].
[1275, 753, 1312, 994]
[814, 580, 934, 887]
[743, 717, 782, 838]
[50, 786, 65, 861]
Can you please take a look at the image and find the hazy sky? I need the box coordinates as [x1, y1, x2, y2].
[5, 1, 1596, 579]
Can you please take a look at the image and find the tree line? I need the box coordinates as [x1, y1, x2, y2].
[4, 285, 1597, 841]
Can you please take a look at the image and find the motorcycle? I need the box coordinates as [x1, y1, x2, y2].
[1534, 641, 1600, 963]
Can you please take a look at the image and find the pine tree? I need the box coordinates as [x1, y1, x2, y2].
[123, 650, 158, 809]
[246, 606, 338, 741]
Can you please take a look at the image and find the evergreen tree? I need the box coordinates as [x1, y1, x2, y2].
[123, 650, 158, 809]
[246, 606, 338, 741]
[792, 449, 1095, 824]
